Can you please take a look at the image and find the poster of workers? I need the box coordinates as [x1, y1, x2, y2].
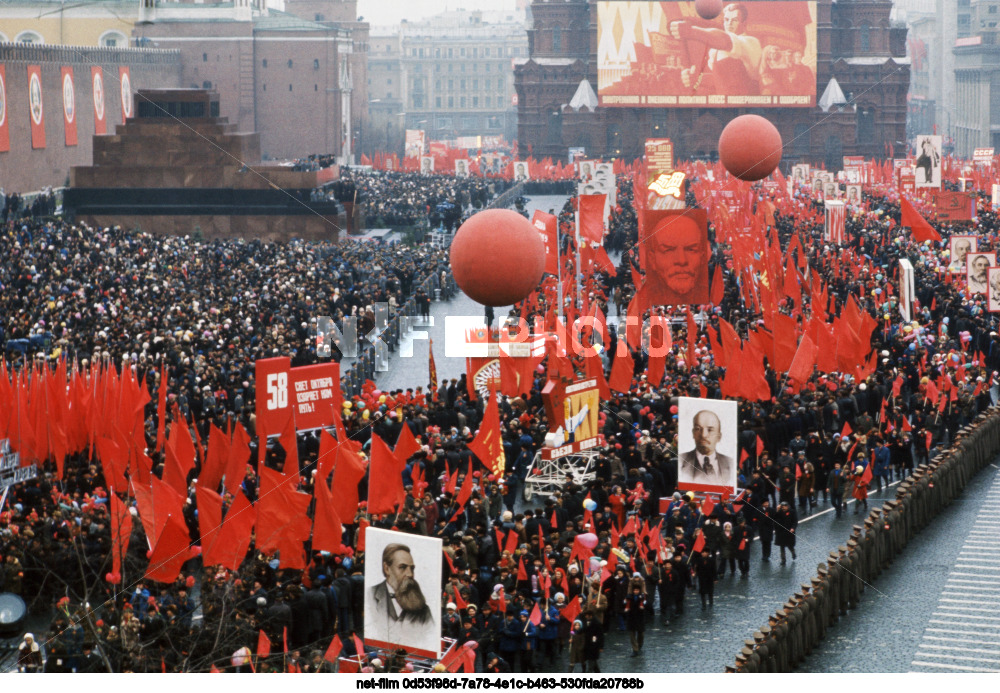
[597, 2, 817, 108]
[677, 397, 739, 494]
[364, 527, 443, 658]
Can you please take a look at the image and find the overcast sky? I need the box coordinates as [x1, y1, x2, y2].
[356, 0, 519, 27]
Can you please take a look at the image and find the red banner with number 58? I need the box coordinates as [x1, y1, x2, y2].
[255, 356, 292, 443]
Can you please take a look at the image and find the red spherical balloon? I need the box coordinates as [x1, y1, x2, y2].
[718, 114, 783, 182]
[695, 0, 724, 20]
[450, 209, 545, 306]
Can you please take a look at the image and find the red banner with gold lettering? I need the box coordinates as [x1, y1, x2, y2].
[61, 66, 77, 146]
[27, 65, 45, 149]
[92, 66, 106, 135]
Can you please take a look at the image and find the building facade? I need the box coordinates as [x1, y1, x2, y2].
[368, 9, 529, 152]
[515, 0, 909, 168]
[952, 1, 1000, 156]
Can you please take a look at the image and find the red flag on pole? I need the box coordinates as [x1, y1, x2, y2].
[899, 195, 943, 243]
[529, 603, 542, 626]
[257, 630, 271, 658]
[324, 635, 343, 664]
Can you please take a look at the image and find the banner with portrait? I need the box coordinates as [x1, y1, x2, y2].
[364, 527, 442, 658]
[966, 252, 995, 296]
[845, 184, 862, 205]
[419, 156, 434, 175]
[597, 1, 817, 108]
[948, 235, 977, 274]
[677, 397, 738, 495]
[914, 134, 942, 189]
[988, 268, 1000, 313]
[454, 159, 470, 177]
[119, 66, 132, 122]
[636, 208, 710, 312]
[514, 161, 531, 181]
[405, 129, 425, 158]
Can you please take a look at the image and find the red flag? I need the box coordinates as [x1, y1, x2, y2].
[352, 634, 366, 664]
[692, 529, 706, 554]
[256, 467, 312, 568]
[453, 462, 474, 514]
[145, 512, 193, 583]
[155, 363, 167, 452]
[366, 434, 406, 515]
[324, 634, 343, 664]
[428, 338, 438, 392]
[560, 595, 583, 623]
[529, 603, 542, 626]
[505, 529, 519, 556]
[393, 422, 421, 463]
[579, 194, 606, 243]
[467, 387, 505, 476]
[899, 195, 943, 243]
[211, 491, 255, 571]
[196, 486, 224, 565]
[700, 496, 715, 517]
[608, 342, 634, 393]
[330, 444, 367, 523]
[517, 556, 528, 581]
[109, 491, 133, 581]
[257, 630, 271, 658]
[312, 474, 344, 553]
[756, 435, 765, 456]
[532, 210, 560, 276]
[841, 421, 853, 438]
[787, 333, 818, 386]
[710, 264, 725, 306]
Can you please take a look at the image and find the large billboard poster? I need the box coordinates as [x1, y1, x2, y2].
[597, 1, 818, 108]
[364, 528, 442, 658]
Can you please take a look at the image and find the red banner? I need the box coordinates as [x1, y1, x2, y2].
[288, 363, 342, 431]
[597, 1, 818, 108]
[255, 357, 293, 442]
[61, 67, 77, 147]
[0, 64, 8, 152]
[91, 67, 106, 135]
[532, 210, 559, 276]
[119, 66, 133, 123]
[934, 191, 976, 223]
[27, 65, 45, 149]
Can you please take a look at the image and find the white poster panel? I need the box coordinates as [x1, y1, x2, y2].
[967, 253, 996, 295]
[989, 268, 1000, 313]
[513, 161, 531, 181]
[914, 134, 942, 189]
[948, 235, 978, 274]
[677, 397, 738, 495]
[420, 156, 435, 175]
[899, 259, 914, 323]
[455, 159, 469, 178]
[364, 527, 443, 658]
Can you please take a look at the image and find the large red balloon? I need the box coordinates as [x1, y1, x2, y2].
[695, 0, 724, 20]
[450, 209, 545, 306]
[718, 114, 783, 182]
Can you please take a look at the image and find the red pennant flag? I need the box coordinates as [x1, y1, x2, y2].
[312, 474, 344, 553]
[517, 556, 528, 581]
[899, 195, 943, 243]
[505, 529, 519, 556]
[692, 529, 706, 554]
[579, 194, 607, 243]
[756, 435, 765, 457]
[710, 264, 725, 306]
[562, 595, 582, 623]
[145, 512, 193, 584]
[551, 510, 559, 529]
[367, 434, 406, 515]
[324, 635, 343, 664]
[393, 422, 421, 463]
[841, 421, 853, 438]
[352, 634, 366, 664]
[608, 341, 634, 393]
[700, 496, 715, 517]
[467, 386, 506, 476]
[211, 491, 256, 571]
[529, 603, 542, 626]
[257, 630, 271, 658]
[453, 462, 474, 514]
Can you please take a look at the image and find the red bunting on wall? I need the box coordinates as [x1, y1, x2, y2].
[0, 64, 9, 152]
[119, 65, 133, 122]
[61, 66, 77, 146]
[27, 65, 45, 149]
[91, 66, 106, 135]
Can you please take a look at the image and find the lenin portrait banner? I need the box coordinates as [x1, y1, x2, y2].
[364, 527, 442, 658]
[988, 268, 1000, 313]
[635, 208, 710, 312]
[597, 2, 817, 108]
[677, 397, 739, 495]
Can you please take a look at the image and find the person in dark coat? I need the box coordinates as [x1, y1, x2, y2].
[580, 610, 605, 673]
[753, 498, 774, 562]
[733, 516, 753, 577]
[622, 576, 647, 656]
[695, 549, 718, 608]
[774, 501, 799, 564]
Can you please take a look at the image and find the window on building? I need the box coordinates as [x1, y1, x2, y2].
[263, 59, 268, 68]
[315, 13, 325, 21]
[463, 116, 477, 129]
[388, 78, 393, 85]
[314, 59, 320, 70]
[461, 96, 466, 108]
[487, 115, 501, 129]
[288, 59, 294, 68]
[461, 63, 466, 72]
[262, 84, 266, 91]
[461, 79, 466, 90]
[448, 96, 454, 108]
[438, 116, 453, 129]
[473, 79, 478, 89]
[859, 23, 870, 52]
[546, 109, 563, 144]
[413, 95, 423, 108]
[100, 30, 126, 47]
[449, 80, 454, 90]
[553, 26, 562, 52]
[289, 84, 293, 91]
[203, 81, 212, 89]
[857, 106, 876, 144]
[436, 79, 442, 89]
[314, 84, 318, 91]
[436, 96, 442, 107]
[15, 31, 43, 44]
[485, 96, 491, 107]
[436, 48, 441, 58]
[473, 96, 479, 107]
[461, 47, 466, 57]
[203, 53, 208, 62]
[448, 48, 453, 58]
[991, 5, 998, 13]
[486, 63, 491, 72]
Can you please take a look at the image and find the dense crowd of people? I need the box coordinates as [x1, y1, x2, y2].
[1, 161, 999, 674]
